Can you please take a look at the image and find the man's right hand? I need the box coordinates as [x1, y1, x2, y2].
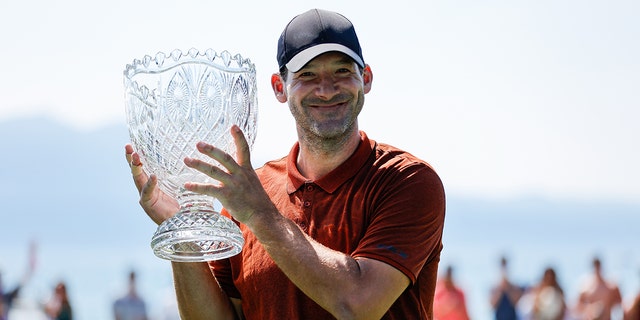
[125, 144, 180, 225]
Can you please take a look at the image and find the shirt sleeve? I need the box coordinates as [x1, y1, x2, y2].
[352, 162, 446, 283]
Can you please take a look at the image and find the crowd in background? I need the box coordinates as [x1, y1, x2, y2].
[0, 241, 158, 320]
[3, 241, 640, 320]
[433, 256, 640, 320]
[1, 266, 153, 320]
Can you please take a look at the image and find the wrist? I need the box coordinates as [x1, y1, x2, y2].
[243, 205, 285, 239]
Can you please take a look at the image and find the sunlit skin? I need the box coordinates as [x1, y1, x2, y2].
[285, 52, 367, 146]
[576, 258, 622, 320]
[272, 52, 373, 179]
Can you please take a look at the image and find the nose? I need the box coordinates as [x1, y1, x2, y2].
[314, 74, 339, 99]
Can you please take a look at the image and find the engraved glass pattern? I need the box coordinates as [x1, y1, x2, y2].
[124, 48, 257, 262]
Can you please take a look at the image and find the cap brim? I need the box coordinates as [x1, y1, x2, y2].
[285, 43, 365, 72]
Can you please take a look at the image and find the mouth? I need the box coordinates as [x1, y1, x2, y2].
[309, 101, 347, 109]
[304, 93, 352, 110]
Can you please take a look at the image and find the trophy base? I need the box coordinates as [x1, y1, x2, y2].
[151, 210, 244, 262]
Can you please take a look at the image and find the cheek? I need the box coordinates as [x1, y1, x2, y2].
[287, 86, 312, 104]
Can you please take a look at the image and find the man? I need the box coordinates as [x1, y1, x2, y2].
[490, 256, 524, 320]
[113, 271, 148, 320]
[125, 8, 445, 319]
[575, 257, 622, 320]
[433, 265, 470, 320]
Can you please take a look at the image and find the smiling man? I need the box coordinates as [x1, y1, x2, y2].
[126, 8, 445, 320]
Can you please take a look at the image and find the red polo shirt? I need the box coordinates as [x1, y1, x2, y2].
[211, 131, 445, 319]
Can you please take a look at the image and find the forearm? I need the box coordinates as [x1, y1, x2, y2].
[171, 262, 238, 320]
[246, 210, 402, 320]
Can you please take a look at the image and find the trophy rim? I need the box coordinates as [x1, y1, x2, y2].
[123, 48, 256, 80]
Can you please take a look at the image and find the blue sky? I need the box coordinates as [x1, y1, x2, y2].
[1, 0, 639, 203]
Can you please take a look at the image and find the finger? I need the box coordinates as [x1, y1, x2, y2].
[139, 174, 158, 204]
[124, 144, 140, 167]
[125, 144, 148, 192]
[184, 181, 220, 197]
[125, 144, 136, 165]
[194, 141, 240, 173]
[184, 157, 229, 185]
[231, 125, 252, 168]
[130, 152, 144, 175]
[125, 144, 143, 170]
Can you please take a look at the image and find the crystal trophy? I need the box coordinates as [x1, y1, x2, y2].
[124, 48, 258, 262]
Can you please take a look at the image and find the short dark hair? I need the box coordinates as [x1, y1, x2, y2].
[279, 66, 288, 81]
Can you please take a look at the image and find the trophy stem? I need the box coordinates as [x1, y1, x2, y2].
[151, 191, 244, 262]
[176, 191, 216, 211]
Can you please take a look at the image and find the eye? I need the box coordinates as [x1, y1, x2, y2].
[294, 70, 316, 80]
[300, 71, 315, 77]
[336, 64, 358, 76]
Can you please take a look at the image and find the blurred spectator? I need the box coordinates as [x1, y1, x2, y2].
[490, 256, 524, 320]
[625, 295, 640, 320]
[623, 269, 640, 320]
[113, 270, 148, 320]
[575, 256, 622, 320]
[0, 241, 36, 319]
[0, 271, 22, 320]
[433, 265, 470, 320]
[525, 267, 566, 320]
[43, 281, 72, 320]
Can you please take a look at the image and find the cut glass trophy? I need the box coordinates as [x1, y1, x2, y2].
[124, 48, 258, 262]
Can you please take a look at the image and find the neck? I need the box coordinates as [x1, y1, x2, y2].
[296, 129, 361, 180]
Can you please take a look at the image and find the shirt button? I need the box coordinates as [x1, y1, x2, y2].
[306, 185, 314, 191]
[303, 201, 311, 207]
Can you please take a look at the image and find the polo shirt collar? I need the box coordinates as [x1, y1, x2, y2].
[286, 131, 375, 194]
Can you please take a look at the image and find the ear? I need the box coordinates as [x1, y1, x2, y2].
[271, 73, 287, 103]
[363, 64, 373, 94]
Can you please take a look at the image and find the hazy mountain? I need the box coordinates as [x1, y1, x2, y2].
[0, 116, 152, 247]
[1, 116, 638, 249]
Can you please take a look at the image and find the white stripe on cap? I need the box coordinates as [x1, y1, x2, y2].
[285, 43, 365, 72]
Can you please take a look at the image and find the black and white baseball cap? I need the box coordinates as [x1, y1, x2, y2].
[277, 9, 365, 72]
